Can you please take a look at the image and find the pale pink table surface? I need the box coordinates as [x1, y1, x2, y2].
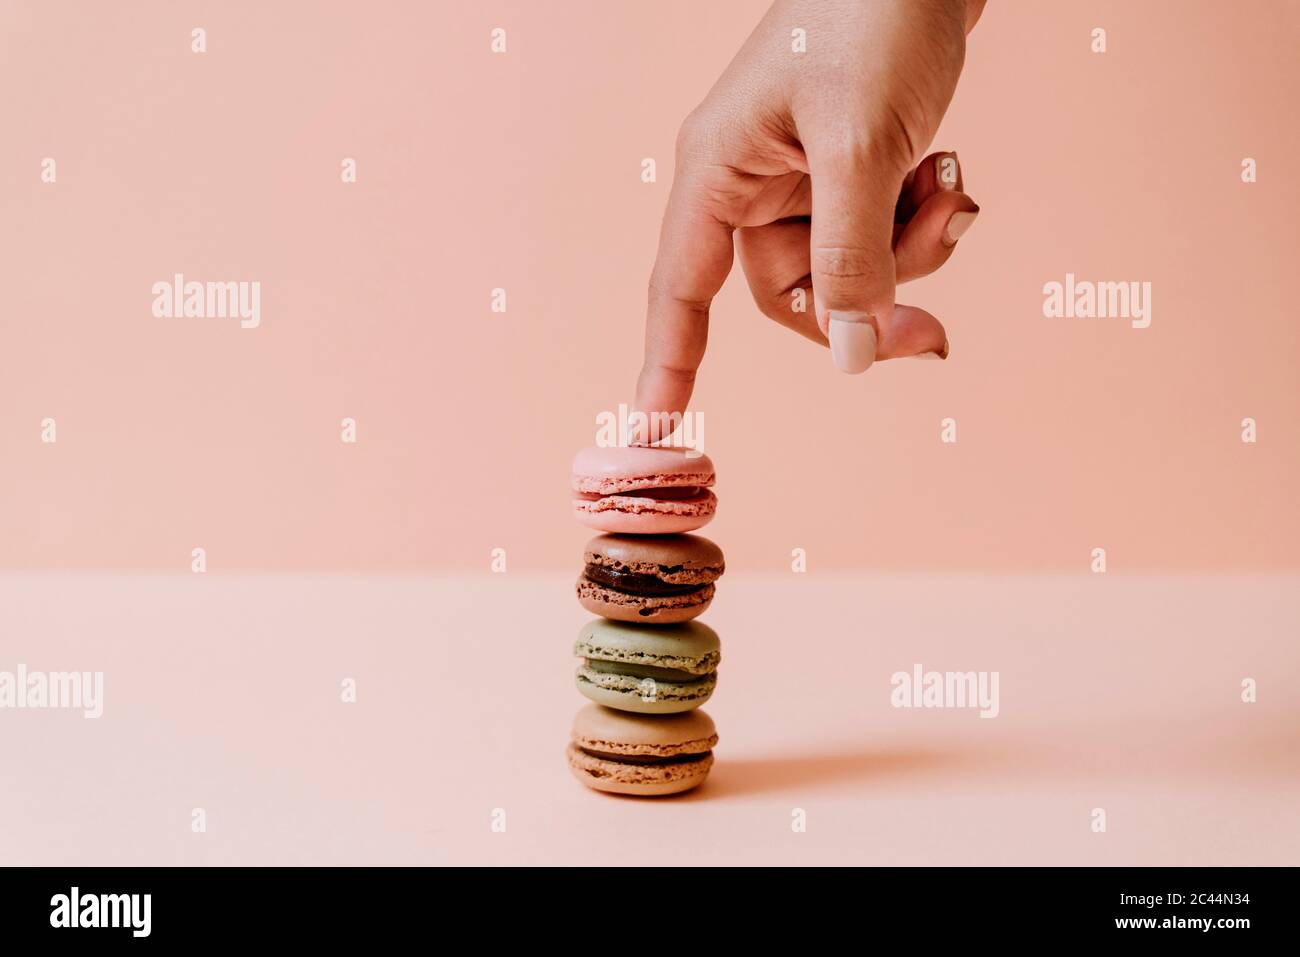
[1, 573, 1296, 866]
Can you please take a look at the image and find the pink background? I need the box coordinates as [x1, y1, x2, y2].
[1, 2, 1298, 868]
[3, 573, 1298, 865]
[3, 0, 1297, 573]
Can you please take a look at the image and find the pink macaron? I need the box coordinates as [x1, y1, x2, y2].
[571, 446, 716, 534]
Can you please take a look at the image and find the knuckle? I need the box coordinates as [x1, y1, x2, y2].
[811, 245, 875, 280]
[878, 103, 922, 171]
[648, 275, 710, 317]
[747, 275, 811, 324]
[751, 289, 785, 321]
[809, 128, 867, 172]
[814, 110, 918, 179]
[648, 362, 698, 386]
[754, 290, 821, 341]
[675, 105, 714, 159]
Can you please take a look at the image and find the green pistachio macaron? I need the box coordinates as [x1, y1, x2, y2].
[573, 617, 720, 714]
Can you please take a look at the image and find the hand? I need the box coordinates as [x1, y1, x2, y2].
[635, 0, 985, 439]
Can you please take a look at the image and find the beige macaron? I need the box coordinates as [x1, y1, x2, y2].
[566, 704, 717, 797]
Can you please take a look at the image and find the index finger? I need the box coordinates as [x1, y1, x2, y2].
[633, 166, 735, 444]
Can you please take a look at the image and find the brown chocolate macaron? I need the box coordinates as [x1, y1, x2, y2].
[576, 533, 725, 624]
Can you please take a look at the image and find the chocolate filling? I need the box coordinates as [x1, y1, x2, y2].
[579, 748, 711, 766]
[583, 563, 702, 597]
[612, 486, 703, 500]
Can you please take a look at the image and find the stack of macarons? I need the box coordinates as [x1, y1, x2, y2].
[567, 445, 723, 796]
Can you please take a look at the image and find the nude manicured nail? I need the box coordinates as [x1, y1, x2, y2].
[943, 209, 979, 246]
[936, 151, 960, 190]
[828, 313, 877, 374]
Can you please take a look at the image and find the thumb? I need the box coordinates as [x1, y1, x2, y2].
[803, 122, 912, 375]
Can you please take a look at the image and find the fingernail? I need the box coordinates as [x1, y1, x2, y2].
[828, 313, 877, 374]
[910, 339, 950, 360]
[936, 151, 959, 190]
[942, 209, 979, 246]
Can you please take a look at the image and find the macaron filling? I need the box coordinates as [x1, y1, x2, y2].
[582, 658, 705, 683]
[575, 485, 705, 500]
[566, 742, 716, 794]
[575, 488, 717, 515]
[581, 563, 704, 597]
[576, 748, 712, 767]
[576, 665, 718, 706]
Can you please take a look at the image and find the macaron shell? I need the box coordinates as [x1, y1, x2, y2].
[572, 489, 717, 534]
[570, 703, 717, 756]
[576, 576, 714, 623]
[583, 533, 725, 584]
[575, 666, 717, 713]
[575, 618, 721, 675]
[571, 446, 716, 495]
[566, 743, 713, 797]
